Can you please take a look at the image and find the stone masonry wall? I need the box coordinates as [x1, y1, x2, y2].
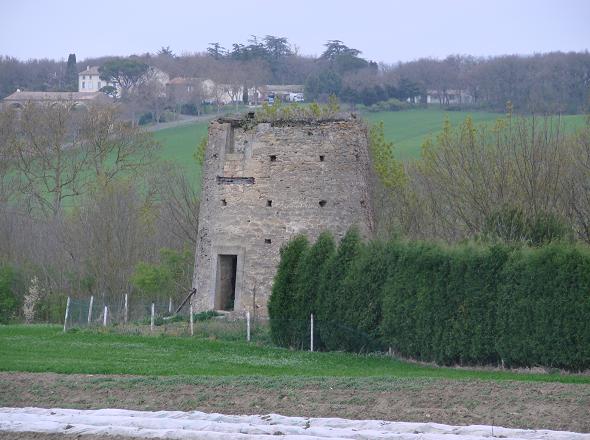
[192, 115, 374, 316]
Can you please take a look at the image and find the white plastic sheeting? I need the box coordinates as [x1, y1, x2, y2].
[1, 407, 589, 439]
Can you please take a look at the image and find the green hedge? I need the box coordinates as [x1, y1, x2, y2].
[496, 245, 590, 371]
[381, 243, 508, 365]
[268, 235, 309, 347]
[269, 233, 590, 371]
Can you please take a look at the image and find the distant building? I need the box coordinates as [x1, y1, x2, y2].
[78, 66, 113, 93]
[2, 90, 111, 110]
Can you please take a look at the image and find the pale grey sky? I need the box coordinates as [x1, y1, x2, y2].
[1, 0, 589, 62]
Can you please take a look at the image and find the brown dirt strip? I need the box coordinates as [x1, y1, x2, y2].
[0, 372, 589, 435]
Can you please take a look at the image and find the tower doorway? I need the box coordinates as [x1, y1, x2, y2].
[215, 254, 237, 310]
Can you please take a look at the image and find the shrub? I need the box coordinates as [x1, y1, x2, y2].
[138, 112, 153, 125]
[367, 98, 410, 112]
[483, 206, 572, 246]
[193, 310, 222, 321]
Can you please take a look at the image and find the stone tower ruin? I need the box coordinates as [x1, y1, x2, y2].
[192, 113, 374, 316]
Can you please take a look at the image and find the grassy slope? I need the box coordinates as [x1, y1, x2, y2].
[0, 325, 587, 383]
[364, 108, 587, 160]
[152, 122, 208, 189]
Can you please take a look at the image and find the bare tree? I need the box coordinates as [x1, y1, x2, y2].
[4, 102, 158, 217]
[10, 101, 89, 217]
[151, 164, 200, 246]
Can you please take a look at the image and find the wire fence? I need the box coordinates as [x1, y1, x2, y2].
[61, 294, 273, 342]
[61, 296, 385, 353]
[64, 295, 190, 329]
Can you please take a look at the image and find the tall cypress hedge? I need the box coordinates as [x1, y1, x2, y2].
[316, 228, 364, 351]
[268, 235, 309, 347]
[381, 243, 508, 365]
[332, 240, 393, 352]
[496, 244, 590, 370]
[291, 232, 336, 350]
[269, 233, 590, 370]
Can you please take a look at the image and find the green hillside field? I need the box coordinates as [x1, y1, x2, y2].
[152, 122, 209, 188]
[364, 108, 587, 160]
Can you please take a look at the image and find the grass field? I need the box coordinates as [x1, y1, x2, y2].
[0, 325, 587, 384]
[364, 108, 588, 160]
[2, 325, 590, 431]
[152, 122, 208, 187]
[150, 109, 588, 172]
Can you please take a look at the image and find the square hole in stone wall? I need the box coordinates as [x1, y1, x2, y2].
[221, 199, 227, 206]
[319, 200, 327, 207]
[269, 155, 277, 162]
[265, 238, 272, 244]
[267, 200, 272, 207]
[319, 155, 325, 162]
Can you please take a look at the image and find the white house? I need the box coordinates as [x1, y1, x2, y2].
[79, 65, 169, 97]
[78, 66, 113, 93]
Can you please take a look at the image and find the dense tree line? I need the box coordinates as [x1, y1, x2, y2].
[269, 231, 590, 371]
[2, 39, 589, 113]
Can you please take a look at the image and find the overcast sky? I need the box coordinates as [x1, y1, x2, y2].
[1, 0, 589, 63]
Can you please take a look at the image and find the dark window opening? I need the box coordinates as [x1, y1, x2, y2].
[319, 200, 327, 207]
[265, 238, 272, 244]
[215, 254, 237, 311]
[217, 176, 255, 185]
[319, 155, 325, 162]
[221, 199, 227, 206]
[266, 200, 272, 207]
[270, 155, 277, 162]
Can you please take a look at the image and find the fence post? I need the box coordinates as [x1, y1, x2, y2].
[87, 295, 94, 325]
[103, 305, 108, 327]
[168, 297, 172, 314]
[310, 313, 314, 352]
[246, 311, 251, 342]
[189, 302, 194, 336]
[150, 303, 155, 332]
[63, 297, 71, 332]
[124, 293, 128, 325]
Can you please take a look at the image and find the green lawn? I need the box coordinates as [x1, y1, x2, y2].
[152, 122, 208, 188]
[1, 325, 587, 384]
